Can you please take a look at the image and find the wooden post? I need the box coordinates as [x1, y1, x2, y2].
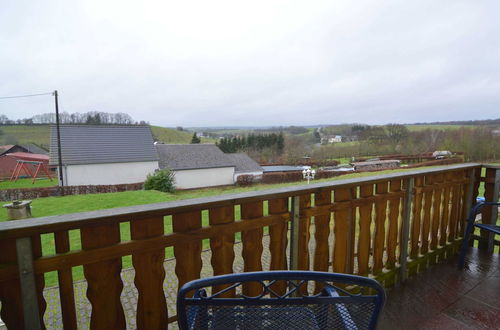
[16, 237, 42, 330]
[289, 196, 300, 270]
[400, 178, 414, 283]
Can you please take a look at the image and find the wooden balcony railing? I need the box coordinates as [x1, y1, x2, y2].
[1, 163, 498, 329]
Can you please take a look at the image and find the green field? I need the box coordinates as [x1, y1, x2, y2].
[405, 124, 476, 132]
[150, 126, 215, 144]
[0, 125, 50, 149]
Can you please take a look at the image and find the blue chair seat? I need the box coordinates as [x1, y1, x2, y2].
[177, 271, 385, 330]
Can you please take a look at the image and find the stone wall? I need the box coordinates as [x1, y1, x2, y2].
[0, 182, 144, 201]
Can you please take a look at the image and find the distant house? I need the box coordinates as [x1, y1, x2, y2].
[225, 153, 263, 181]
[432, 150, 452, 159]
[49, 125, 158, 186]
[20, 144, 49, 155]
[0, 144, 48, 156]
[321, 135, 343, 144]
[156, 144, 235, 189]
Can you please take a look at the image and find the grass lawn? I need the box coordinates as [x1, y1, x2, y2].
[0, 164, 491, 287]
[0, 177, 58, 189]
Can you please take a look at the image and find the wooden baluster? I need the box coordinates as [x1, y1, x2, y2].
[431, 174, 444, 250]
[173, 211, 202, 293]
[410, 177, 423, 259]
[373, 182, 388, 273]
[348, 187, 357, 274]
[298, 194, 312, 272]
[241, 201, 264, 296]
[209, 206, 235, 297]
[448, 173, 460, 242]
[313, 191, 331, 273]
[0, 238, 23, 329]
[357, 184, 373, 276]
[131, 217, 167, 329]
[440, 173, 452, 246]
[333, 188, 352, 274]
[54, 230, 77, 330]
[420, 176, 433, 255]
[268, 198, 289, 295]
[386, 180, 401, 269]
[458, 170, 469, 236]
[81, 223, 126, 329]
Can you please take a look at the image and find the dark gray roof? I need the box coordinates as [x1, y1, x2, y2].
[156, 144, 235, 170]
[224, 153, 262, 173]
[262, 165, 304, 172]
[21, 144, 48, 155]
[49, 125, 158, 165]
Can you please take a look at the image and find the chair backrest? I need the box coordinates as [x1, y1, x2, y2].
[177, 271, 385, 330]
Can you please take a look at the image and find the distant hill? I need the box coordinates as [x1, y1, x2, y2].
[0, 124, 215, 150]
[410, 118, 500, 126]
[0, 125, 50, 149]
[150, 126, 215, 144]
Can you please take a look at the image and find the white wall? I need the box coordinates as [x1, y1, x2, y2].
[62, 161, 158, 186]
[173, 167, 234, 189]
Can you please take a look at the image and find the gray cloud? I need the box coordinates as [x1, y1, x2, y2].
[1, 0, 499, 126]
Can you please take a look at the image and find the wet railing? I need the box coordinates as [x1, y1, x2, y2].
[1, 163, 497, 329]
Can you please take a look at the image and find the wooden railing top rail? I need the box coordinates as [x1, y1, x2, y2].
[0, 163, 481, 239]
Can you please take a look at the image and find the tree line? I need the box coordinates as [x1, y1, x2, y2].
[217, 132, 285, 154]
[0, 111, 148, 125]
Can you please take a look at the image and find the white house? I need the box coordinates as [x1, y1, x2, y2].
[49, 125, 159, 186]
[225, 153, 263, 181]
[156, 144, 235, 189]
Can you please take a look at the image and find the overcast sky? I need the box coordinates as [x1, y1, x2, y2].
[1, 0, 499, 127]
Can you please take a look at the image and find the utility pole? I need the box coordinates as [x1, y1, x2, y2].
[53, 90, 64, 186]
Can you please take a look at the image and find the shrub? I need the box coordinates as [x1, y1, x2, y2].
[236, 175, 255, 186]
[144, 169, 176, 193]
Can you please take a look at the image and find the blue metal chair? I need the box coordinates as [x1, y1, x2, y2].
[177, 271, 386, 330]
[458, 202, 500, 269]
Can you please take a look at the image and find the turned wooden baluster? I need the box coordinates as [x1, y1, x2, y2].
[410, 177, 423, 259]
[241, 201, 264, 296]
[209, 206, 236, 297]
[54, 230, 77, 330]
[268, 197, 289, 295]
[131, 217, 167, 329]
[373, 182, 388, 273]
[386, 180, 401, 269]
[357, 184, 373, 276]
[173, 211, 202, 294]
[81, 223, 126, 329]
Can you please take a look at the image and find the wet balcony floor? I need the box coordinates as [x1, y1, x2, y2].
[379, 248, 500, 329]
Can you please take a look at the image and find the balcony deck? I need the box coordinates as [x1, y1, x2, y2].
[380, 248, 500, 329]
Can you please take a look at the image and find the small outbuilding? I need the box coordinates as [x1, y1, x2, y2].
[156, 144, 235, 189]
[225, 153, 263, 181]
[49, 125, 159, 186]
[351, 160, 401, 171]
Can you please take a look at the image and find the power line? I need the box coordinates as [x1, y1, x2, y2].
[0, 92, 53, 100]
